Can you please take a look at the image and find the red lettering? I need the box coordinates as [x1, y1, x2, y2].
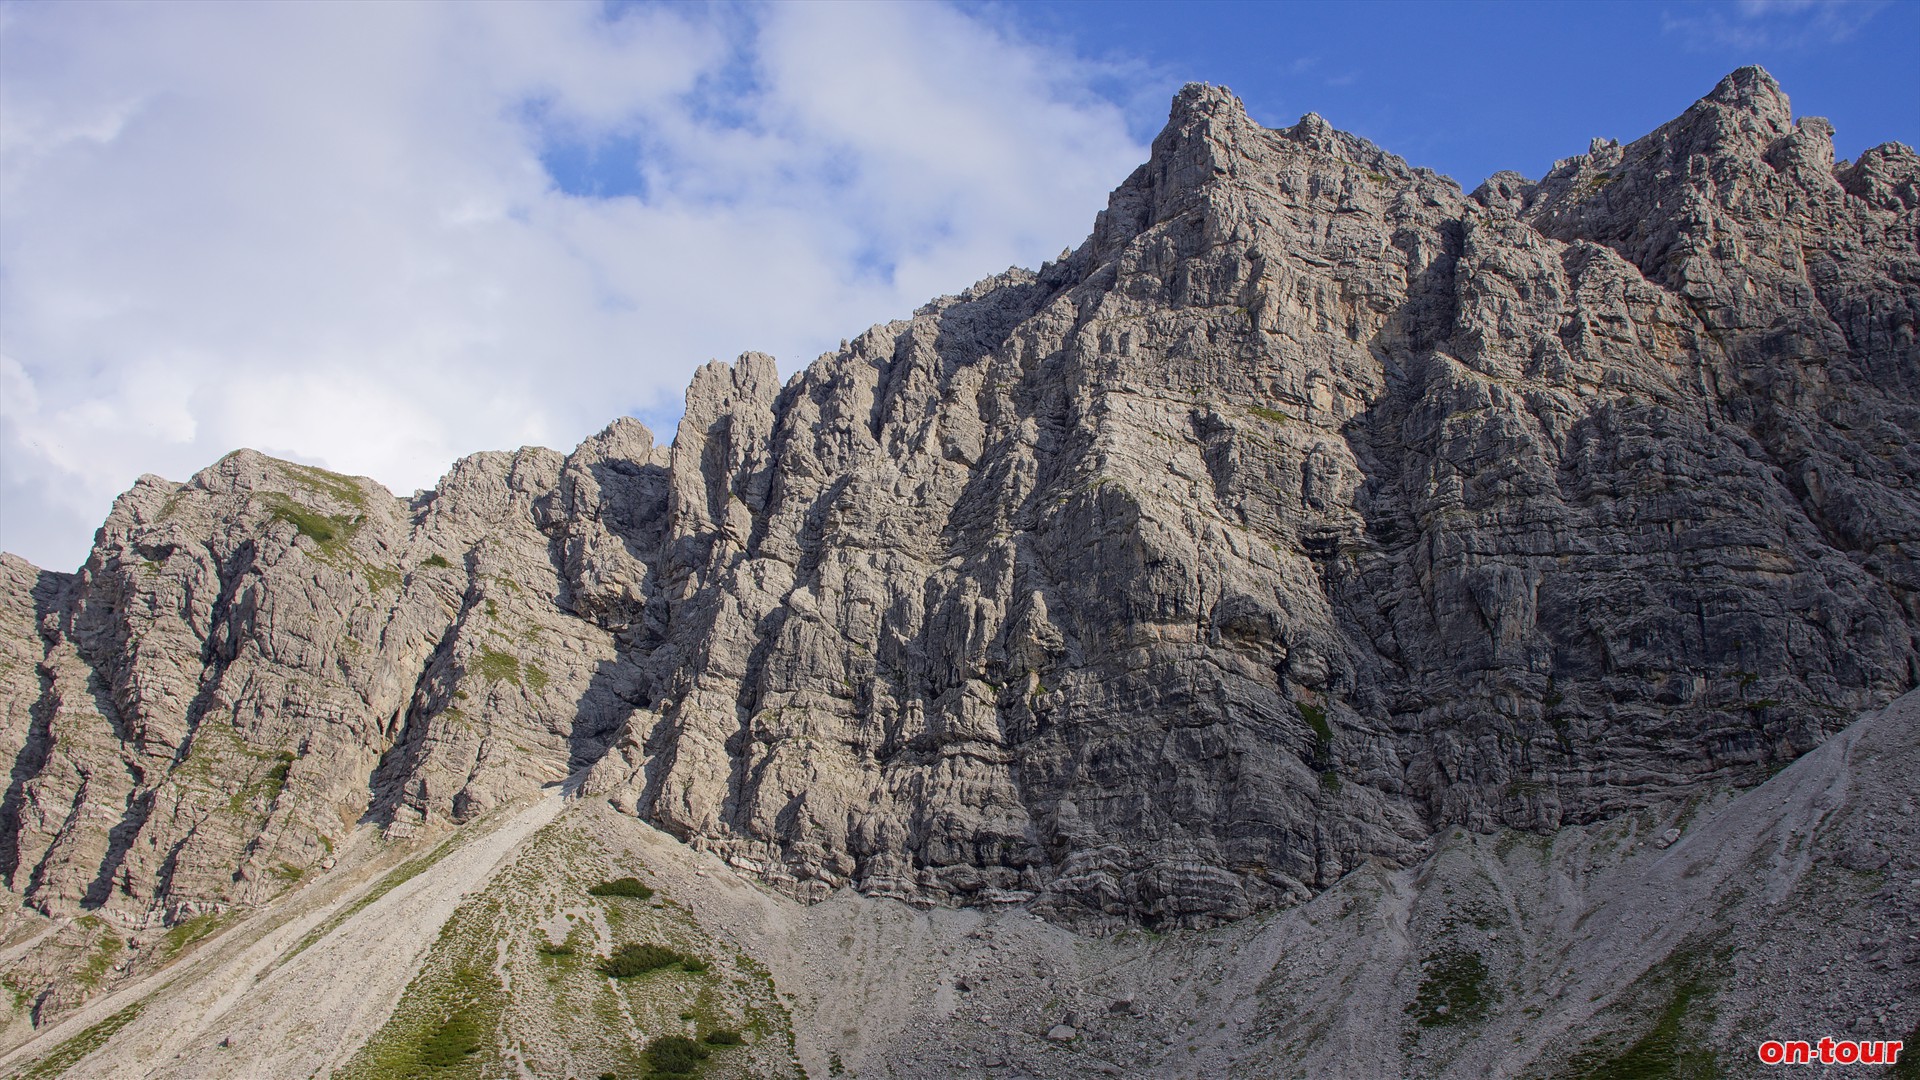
[1758, 1040, 1786, 1064]
[1785, 1040, 1811, 1064]
[1863, 1041, 1887, 1065]
[1819, 1036, 1837, 1064]
[1836, 1041, 1859, 1064]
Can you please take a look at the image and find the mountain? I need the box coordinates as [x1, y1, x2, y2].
[0, 67, 1914, 1077]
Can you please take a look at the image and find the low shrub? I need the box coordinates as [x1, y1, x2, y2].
[644, 1035, 710, 1075]
[588, 876, 654, 900]
[599, 943, 684, 978]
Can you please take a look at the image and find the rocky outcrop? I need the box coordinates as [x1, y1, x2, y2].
[1, 68, 1914, 936]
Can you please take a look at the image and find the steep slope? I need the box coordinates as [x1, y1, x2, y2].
[0, 68, 1914, 1035]
[4, 691, 1910, 1079]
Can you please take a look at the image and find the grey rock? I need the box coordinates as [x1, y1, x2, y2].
[0, 67, 1914, 949]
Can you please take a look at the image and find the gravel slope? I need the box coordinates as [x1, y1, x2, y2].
[5, 693, 1910, 1079]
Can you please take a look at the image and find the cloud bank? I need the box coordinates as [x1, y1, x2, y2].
[0, 0, 1153, 571]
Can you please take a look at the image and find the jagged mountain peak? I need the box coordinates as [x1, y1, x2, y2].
[1704, 62, 1792, 119]
[1, 69, 1914, 952]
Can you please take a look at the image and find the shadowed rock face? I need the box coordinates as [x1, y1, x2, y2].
[1, 67, 1914, 931]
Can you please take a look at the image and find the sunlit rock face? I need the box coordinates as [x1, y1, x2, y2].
[3, 67, 1915, 932]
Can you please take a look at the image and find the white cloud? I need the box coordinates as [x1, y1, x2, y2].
[1662, 0, 1886, 50]
[0, 0, 1155, 571]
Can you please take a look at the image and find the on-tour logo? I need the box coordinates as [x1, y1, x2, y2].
[1757, 1038, 1904, 1066]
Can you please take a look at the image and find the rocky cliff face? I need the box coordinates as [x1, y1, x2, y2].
[2, 67, 1915, 936]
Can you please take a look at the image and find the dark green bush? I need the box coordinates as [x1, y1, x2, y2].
[704, 1029, 744, 1045]
[644, 1035, 709, 1075]
[588, 876, 654, 900]
[599, 943, 684, 978]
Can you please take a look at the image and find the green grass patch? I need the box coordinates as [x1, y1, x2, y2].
[1246, 405, 1293, 424]
[16, 1000, 145, 1079]
[423, 553, 452, 569]
[74, 933, 122, 990]
[337, 959, 501, 1080]
[1407, 949, 1494, 1027]
[264, 493, 357, 549]
[588, 877, 654, 900]
[271, 459, 369, 508]
[1555, 942, 1723, 1079]
[523, 661, 550, 691]
[704, 1029, 744, 1045]
[416, 1007, 485, 1067]
[162, 911, 230, 960]
[472, 648, 520, 685]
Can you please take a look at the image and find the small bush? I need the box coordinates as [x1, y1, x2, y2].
[681, 956, 708, 973]
[423, 553, 452, 569]
[600, 943, 684, 978]
[588, 877, 654, 900]
[645, 1035, 709, 1075]
[704, 1029, 744, 1045]
[536, 941, 574, 957]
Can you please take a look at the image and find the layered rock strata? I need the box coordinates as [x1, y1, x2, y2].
[1, 67, 1914, 932]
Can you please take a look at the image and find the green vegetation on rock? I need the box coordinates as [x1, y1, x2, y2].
[1555, 943, 1723, 1079]
[1407, 949, 1494, 1027]
[473, 648, 521, 685]
[17, 1000, 145, 1080]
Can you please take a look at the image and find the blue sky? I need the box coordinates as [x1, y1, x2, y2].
[994, 0, 1918, 183]
[3, 0, 1913, 572]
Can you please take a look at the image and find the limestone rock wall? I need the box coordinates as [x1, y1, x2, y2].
[1, 68, 1913, 931]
